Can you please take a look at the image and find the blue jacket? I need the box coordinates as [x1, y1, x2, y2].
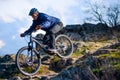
[24, 13, 61, 35]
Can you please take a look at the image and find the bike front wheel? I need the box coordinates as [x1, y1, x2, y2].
[55, 35, 73, 58]
[16, 46, 41, 76]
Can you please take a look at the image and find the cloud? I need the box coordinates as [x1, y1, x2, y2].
[19, 27, 26, 33]
[88, 0, 119, 7]
[12, 35, 16, 40]
[0, 0, 31, 23]
[90, 0, 104, 3]
[0, 0, 81, 24]
[0, 0, 118, 24]
[0, 40, 5, 49]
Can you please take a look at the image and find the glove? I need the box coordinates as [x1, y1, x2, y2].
[20, 33, 25, 37]
[36, 25, 41, 30]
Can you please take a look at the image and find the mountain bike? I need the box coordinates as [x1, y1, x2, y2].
[15, 33, 73, 76]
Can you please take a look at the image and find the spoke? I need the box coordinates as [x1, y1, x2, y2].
[55, 35, 73, 58]
[17, 47, 40, 75]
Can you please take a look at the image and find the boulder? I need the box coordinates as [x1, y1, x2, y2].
[49, 57, 74, 72]
[50, 62, 98, 80]
[9, 76, 22, 80]
[0, 54, 18, 79]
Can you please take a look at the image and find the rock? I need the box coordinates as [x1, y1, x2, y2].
[9, 76, 22, 80]
[1, 54, 14, 63]
[93, 42, 120, 56]
[40, 76, 49, 80]
[93, 49, 111, 55]
[41, 55, 51, 62]
[65, 24, 82, 32]
[50, 62, 98, 80]
[0, 56, 2, 62]
[57, 23, 119, 42]
[108, 42, 120, 49]
[113, 25, 120, 31]
[65, 58, 73, 66]
[0, 54, 18, 79]
[73, 42, 85, 52]
[50, 58, 74, 72]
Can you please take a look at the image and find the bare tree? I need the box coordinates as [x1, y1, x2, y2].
[86, 3, 120, 27]
[85, 3, 106, 24]
[107, 4, 120, 27]
[90, 4, 106, 24]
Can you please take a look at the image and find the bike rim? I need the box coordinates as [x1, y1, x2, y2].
[16, 47, 41, 76]
[55, 35, 73, 58]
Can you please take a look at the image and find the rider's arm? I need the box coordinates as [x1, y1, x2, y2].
[24, 26, 34, 35]
[23, 21, 36, 36]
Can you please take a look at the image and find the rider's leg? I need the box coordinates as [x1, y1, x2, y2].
[47, 31, 58, 54]
[49, 32, 55, 49]
[47, 22, 63, 53]
[43, 32, 49, 45]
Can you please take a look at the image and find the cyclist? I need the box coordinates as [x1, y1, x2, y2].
[20, 8, 63, 54]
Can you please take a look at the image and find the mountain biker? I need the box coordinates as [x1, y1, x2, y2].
[20, 8, 63, 54]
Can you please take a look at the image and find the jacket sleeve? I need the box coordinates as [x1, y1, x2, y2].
[24, 22, 36, 36]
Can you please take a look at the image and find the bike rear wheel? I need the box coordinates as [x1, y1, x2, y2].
[55, 35, 73, 58]
[16, 46, 41, 76]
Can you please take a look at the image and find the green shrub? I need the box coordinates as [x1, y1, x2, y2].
[92, 68, 102, 76]
[72, 51, 83, 58]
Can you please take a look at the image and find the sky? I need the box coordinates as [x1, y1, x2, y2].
[0, 0, 119, 56]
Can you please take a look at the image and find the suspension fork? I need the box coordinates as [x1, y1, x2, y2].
[27, 35, 34, 61]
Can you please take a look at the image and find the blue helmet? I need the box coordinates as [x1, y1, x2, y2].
[29, 8, 39, 16]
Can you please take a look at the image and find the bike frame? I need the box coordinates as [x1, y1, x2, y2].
[28, 34, 49, 56]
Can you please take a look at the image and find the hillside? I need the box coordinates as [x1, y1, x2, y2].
[0, 23, 120, 80]
[1, 41, 119, 80]
[49, 42, 120, 80]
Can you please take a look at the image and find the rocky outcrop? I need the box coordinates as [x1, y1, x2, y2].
[113, 25, 120, 31]
[48, 42, 120, 80]
[93, 42, 120, 55]
[65, 23, 109, 34]
[58, 23, 120, 41]
[0, 54, 18, 79]
[1, 43, 120, 80]
[50, 63, 98, 80]
[49, 58, 74, 72]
